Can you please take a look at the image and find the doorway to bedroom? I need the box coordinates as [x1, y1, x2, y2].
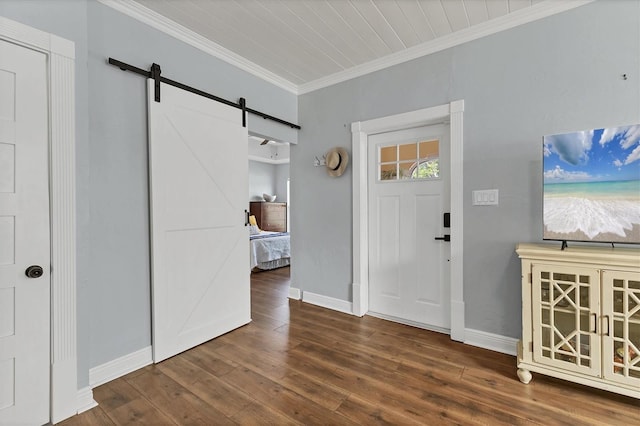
[248, 135, 292, 272]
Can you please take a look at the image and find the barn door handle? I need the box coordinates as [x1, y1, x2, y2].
[435, 235, 450, 242]
[244, 210, 250, 226]
[25, 265, 44, 278]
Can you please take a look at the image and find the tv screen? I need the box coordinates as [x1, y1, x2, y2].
[543, 124, 640, 244]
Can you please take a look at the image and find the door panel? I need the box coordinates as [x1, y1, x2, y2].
[368, 124, 450, 329]
[531, 264, 600, 377]
[148, 81, 250, 363]
[377, 195, 400, 297]
[602, 270, 640, 386]
[0, 40, 50, 425]
[415, 193, 443, 305]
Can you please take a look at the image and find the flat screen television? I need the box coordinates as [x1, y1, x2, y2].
[543, 123, 640, 245]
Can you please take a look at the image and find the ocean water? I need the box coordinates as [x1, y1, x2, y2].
[544, 180, 640, 200]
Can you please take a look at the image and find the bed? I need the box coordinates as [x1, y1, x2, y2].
[250, 230, 290, 271]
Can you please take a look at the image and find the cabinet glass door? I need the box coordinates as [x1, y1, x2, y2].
[602, 271, 640, 387]
[531, 264, 600, 376]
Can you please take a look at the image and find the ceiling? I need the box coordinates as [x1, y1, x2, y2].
[248, 135, 290, 163]
[108, 0, 591, 93]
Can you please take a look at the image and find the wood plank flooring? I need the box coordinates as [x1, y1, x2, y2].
[60, 267, 639, 425]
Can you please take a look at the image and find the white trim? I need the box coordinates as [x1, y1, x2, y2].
[248, 154, 290, 165]
[75, 387, 97, 415]
[302, 291, 353, 315]
[367, 312, 450, 335]
[298, 0, 594, 94]
[89, 346, 153, 388]
[288, 287, 301, 300]
[465, 329, 519, 356]
[448, 100, 465, 343]
[351, 101, 465, 341]
[0, 15, 78, 425]
[97, 0, 298, 94]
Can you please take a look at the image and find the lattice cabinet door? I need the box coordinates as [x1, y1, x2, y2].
[601, 271, 640, 387]
[531, 264, 600, 376]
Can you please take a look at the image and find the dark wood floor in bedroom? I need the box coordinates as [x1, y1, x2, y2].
[60, 267, 639, 425]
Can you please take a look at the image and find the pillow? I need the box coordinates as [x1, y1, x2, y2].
[248, 215, 258, 227]
[249, 225, 260, 235]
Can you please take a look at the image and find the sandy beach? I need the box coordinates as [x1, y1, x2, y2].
[544, 223, 640, 244]
[544, 196, 640, 243]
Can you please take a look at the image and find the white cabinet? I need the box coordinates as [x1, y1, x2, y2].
[516, 243, 640, 399]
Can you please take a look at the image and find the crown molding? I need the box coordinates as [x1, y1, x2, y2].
[97, 0, 298, 94]
[298, 0, 594, 94]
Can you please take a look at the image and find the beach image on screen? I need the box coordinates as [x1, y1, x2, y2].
[543, 124, 640, 243]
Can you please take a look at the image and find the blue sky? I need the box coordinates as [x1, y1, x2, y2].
[543, 124, 640, 183]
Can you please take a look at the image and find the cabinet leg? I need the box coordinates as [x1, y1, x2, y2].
[517, 368, 532, 384]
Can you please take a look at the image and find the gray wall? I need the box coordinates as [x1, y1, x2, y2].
[249, 161, 289, 204]
[293, 0, 640, 339]
[0, 0, 297, 387]
[275, 164, 290, 204]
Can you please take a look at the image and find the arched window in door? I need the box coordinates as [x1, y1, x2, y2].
[378, 139, 440, 181]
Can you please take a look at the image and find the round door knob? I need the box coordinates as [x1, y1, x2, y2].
[25, 265, 44, 278]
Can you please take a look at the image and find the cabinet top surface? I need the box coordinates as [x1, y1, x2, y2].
[516, 243, 640, 267]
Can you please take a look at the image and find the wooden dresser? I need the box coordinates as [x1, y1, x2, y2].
[249, 201, 287, 232]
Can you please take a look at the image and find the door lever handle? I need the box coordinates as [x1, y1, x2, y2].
[434, 235, 450, 242]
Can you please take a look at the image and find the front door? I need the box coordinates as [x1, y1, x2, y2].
[368, 124, 450, 330]
[148, 81, 250, 362]
[0, 40, 50, 425]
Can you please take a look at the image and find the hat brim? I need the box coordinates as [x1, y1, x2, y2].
[326, 147, 349, 177]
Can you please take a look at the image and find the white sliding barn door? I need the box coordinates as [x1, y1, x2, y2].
[148, 81, 250, 362]
[0, 40, 50, 425]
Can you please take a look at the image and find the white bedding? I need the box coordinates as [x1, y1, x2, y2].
[250, 231, 290, 270]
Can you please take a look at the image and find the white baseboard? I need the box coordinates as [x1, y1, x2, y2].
[288, 286, 301, 300]
[89, 346, 153, 388]
[302, 291, 353, 315]
[464, 328, 518, 356]
[76, 386, 97, 414]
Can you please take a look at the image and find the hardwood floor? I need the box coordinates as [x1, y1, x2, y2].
[61, 267, 639, 425]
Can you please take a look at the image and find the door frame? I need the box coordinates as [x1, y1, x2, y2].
[351, 100, 465, 342]
[0, 16, 78, 423]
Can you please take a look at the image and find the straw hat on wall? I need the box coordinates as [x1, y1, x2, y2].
[325, 147, 349, 177]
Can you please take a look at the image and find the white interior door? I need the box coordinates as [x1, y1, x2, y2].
[148, 81, 250, 363]
[368, 124, 450, 330]
[0, 40, 50, 425]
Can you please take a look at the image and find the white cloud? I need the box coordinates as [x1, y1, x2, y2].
[543, 144, 551, 157]
[613, 159, 623, 167]
[599, 124, 640, 149]
[544, 165, 592, 181]
[599, 127, 619, 146]
[624, 145, 640, 165]
[620, 125, 640, 149]
[545, 130, 593, 166]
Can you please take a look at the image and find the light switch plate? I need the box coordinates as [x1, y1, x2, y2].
[472, 189, 499, 206]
